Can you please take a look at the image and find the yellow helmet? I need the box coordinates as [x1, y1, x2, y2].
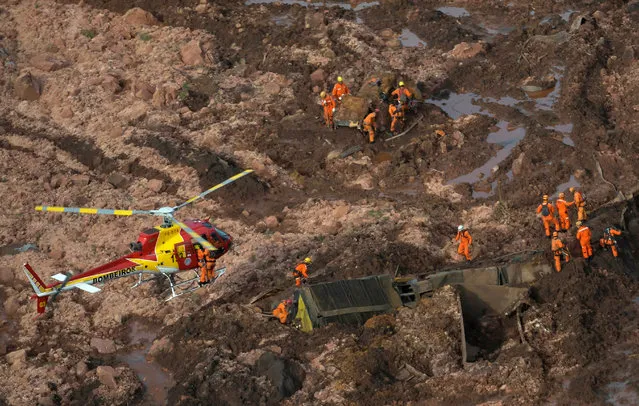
[569, 187, 575, 193]
[320, 91, 326, 98]
[552, 231, 558, 238]
[304, 257, 312, 264]
[576, 221, 582, 227]
[542, 194, 548, 201]
[337, 76, 343, 83]
[398, 81, 405, 86]
[559, 192, 565, 198]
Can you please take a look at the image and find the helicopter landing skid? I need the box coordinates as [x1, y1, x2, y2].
[162, 268, 226, 301]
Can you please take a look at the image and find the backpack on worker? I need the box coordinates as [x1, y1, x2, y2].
[541, 203, 550, 216]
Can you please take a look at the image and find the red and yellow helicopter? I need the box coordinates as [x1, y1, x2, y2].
[23, 169, 254, 313]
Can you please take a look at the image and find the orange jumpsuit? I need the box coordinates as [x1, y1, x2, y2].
[197, 248, 216, 284]
[576, 225, 593, 259]
[536, 202, 559, 237]
[573, 191, 587, 221]
[332, 82, 350, 102]
[455, 230, 472, 261]
[293, 263, 309, 287]
[321, 94, 336, 128]
[600, 227, 621, 257]
[272, 301, 289, 324]
[551, 236, 570, 272]
[389, 103, 404, 134]
[555, 198, 574, 231]
[363, 112, 377, 143]
[391, 87, 412, 111]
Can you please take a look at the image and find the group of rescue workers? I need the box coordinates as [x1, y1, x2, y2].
[320, 76, 414, 143]
[454, 187, 624, 272]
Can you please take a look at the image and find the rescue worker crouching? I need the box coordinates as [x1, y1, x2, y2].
[455, 225, 472, 262]
[551, 231, 570, 272]
[600, 225, 622, 257]
[332, 76, 350, 104]
[293, 257, 312, 287]
[195, 241, 217, 287]
[363, 109, 379, 144]
[575, 221, 593, 263]
[272, 299, 292, 324]
[320, 91, 336, 129]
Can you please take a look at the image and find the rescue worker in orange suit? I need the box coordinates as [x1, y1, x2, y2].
[196, 244, 216, 287]
[391, 81, 412, 112]
[536, 195, 559, 237]
[555, 192, 574, 232]
[389, 102, 404, 135]
[576, 221, 593, 263]
[551, 231, 570, 272]
[320, 91, 336, 129]
[293, 257, 312, 287]
[600, 226, 622, 257]
[363, 110, 378, 143]
[455, 225, 472, 261]
[272, 299, 291, 324]
[332, 76, 350, 103]
[570, 187, 587, 221]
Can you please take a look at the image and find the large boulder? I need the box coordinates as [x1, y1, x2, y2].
[357, 72, 397, 100]
[13, 72, 41, 100]
[123, 8, 159, 26]
[90, 337, 116, 354]
[30, 54, 69, 72]
[447, 42, 486, 60]
[334, 95, 369, 123]
[180, 40, 204, 66]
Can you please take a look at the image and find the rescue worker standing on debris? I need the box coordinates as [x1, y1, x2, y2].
[455, 225, 472, 262]
[576, 221, 593, 263]
[293, 257, 312, 287]
[389, 102, 404, 135]
[196, 242, 216, 287]
[570, 187, 587, 221]
[551, 231, 570, 272]
[320, 91, 336, 129]
[272, 299, 291, 324]
[555, 192, 574, 232]
[391, 81, 412, 112]
[332, 76, 350, 103]
[363, 109, 378, 143]
[600, 225, 622, 257]
[536, 195, 559, 237]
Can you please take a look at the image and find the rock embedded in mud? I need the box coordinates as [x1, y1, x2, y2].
[147, 179, 164, 193]
[148, 337, 174, 359]
[75, 361, 88, 377]
[6, 349, 27, 370]
[101, 74, 122, 94]
[380, 28, 394, 39]
[13, 71, 41, 100]
[263, 82, 281, 96]
[265, 215, 279, 230]
[90, 337, 116, 354]
[118, 101, 149, 123]
[132, 80, 155, 101]
[123, 7, 159, 26]
[310, 68, 326, 84]
[96, 366, 117, 389]
[512, 152, 527, 177]
[180, 40, 204, 66]
[447, 42, 486, 60]
[474, 180, 492, 193]
[30, 54, 68, 72]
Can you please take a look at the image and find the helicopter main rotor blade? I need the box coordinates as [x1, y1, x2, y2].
[36, 206, 153, 216]
[173, 169, 254, 212]
[172, 219, 217, 252]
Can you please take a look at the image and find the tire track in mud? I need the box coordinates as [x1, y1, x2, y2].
[0, 115, 179, 193]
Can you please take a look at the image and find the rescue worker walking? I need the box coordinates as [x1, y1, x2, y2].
[363, 109, 378, 143]
[600, 226, 622, 257]
[320, 91, 336, 129]
[551, 231, 570, 272]
[555, 192, 574, 232]
[570, 187, 587, 221]
[293, 257, 312, 287]
[196, 243, 216, 286]
[389, 102, 404, 135]
[455, 225, 472, 262]
[332, 76, 350, 103]
[391, 81, 412, 112]
[536, 195, 559, 237]
[272, 299, 291, 324]
[576, 221, 593, 263]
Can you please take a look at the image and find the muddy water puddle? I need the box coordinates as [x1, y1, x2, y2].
[399, 28, 426, 47]
[606, 380, 639, 405]
[0, 242, 38, 256]
[245, 0, 380, 11]
[551, 175, 580, 198]
[437, 6, 470, 18]
[117, 321, 174, 406]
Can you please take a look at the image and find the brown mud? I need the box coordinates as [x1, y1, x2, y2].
[1, 0, 639, 404]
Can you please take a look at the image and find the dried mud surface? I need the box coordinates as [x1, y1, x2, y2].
[1, 0, 639, 404]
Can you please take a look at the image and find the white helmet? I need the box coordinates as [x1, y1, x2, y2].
[458, 225, 464, 231]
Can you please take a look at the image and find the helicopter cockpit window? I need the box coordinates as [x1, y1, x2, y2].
[215, 228, 230, 241]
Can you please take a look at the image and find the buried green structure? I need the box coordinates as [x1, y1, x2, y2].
[292, 252, 552, 362]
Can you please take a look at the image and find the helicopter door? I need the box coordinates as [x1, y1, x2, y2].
[174, 242, 197, 270]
